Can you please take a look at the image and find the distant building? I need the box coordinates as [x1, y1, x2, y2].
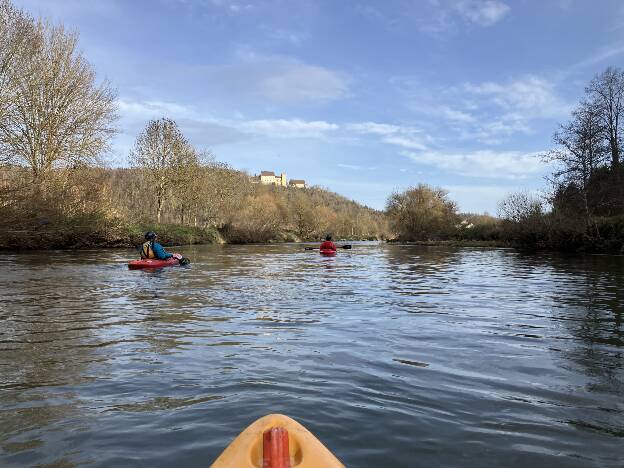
[289, 179, 306, 188]
[258, 171, 288, 187]
[260, 171, 276, 184]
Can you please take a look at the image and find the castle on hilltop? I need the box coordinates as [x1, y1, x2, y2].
[254, 171, 306, 188]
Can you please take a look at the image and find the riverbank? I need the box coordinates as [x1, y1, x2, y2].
[0, 224, 223, 251]
[388, 235, 624, 253]
[388, 239, 508, 248]
[0, 223, 384, 251]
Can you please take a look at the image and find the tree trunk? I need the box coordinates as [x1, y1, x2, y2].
[610, 136, 620, 167]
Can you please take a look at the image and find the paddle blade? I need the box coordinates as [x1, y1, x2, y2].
[178, 257, 191, 265]
[341, 245, 352, 249]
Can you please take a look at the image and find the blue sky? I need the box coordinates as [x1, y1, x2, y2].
[14, 0, 624, 213]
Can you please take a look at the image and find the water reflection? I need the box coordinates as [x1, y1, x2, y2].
[0, 244, 622, 467]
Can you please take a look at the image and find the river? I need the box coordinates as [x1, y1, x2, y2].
[0, 243, 622, 467]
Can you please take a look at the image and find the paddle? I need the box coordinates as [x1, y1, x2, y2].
[304, 245, 352, 250]
[172, 253, 191, 265]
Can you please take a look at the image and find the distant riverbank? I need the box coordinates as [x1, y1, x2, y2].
[0, 224, 223, 251]
[4, 226, 623, 254]
[387, 239, 508, 248]
[0, 223, 384, 251]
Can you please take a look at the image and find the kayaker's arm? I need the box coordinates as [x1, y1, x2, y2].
[153, 242, 173, 260]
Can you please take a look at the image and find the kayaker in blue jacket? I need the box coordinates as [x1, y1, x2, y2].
[141, 231, 180, 260]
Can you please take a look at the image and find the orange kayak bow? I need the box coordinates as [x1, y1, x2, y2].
[211, 414, 344, 468]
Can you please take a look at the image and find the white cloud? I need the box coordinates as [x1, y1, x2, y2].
[568, 43, 624, 72]
[440, 106, 476, 123]
[115, 99, 547, 182]
[384, 135, 428, 151]
[393, 75, 570, 144]
[118, 98, 342, 138]
[258, 64, 349, 103]
[459, 116, 532, 145]
[117, 99, 196, 120]
[337, 163, 362, 170]
[202, 48, 350, 104]
[347, 121, 431, 150]
[454, 0, 510, 26]
[348, 122, 403, 136]
[228, 4, 252, 13]
[463, 76, 569, 118]
[240, 119, 339, 138]
[357, 1, 510, 36]
[402, 149, 546, 179]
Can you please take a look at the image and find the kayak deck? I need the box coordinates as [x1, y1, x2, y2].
[128, 256, 180, 269]
[211, 413, 344, 468]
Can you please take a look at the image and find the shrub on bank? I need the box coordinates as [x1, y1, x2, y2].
[386, 184, 459, 241]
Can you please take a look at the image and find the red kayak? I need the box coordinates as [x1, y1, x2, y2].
[320, 249, 336, 256]
[128, 256, 181, 269]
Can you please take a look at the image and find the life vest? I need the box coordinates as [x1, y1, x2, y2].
[319, 240, 337, 251]
[141, 241, 156, 259]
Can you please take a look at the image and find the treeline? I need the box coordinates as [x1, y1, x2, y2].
[0, 1, 387, 249]
[106, 153, 388, 244]
[386, 66, 624, 252]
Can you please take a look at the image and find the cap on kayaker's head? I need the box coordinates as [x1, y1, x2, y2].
[145, 231, 157, 241]
[325, 234, 332, 241]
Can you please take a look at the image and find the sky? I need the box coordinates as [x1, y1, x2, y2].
[13, 0, 624, 213]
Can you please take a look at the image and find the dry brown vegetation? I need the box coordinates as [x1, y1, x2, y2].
[386, 184, 459, 241]
[0, 161, 389, 248]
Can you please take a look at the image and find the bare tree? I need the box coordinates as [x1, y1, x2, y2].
[543, 103, 608, 225]
[545, 103, 607, 188]
[129, 118, 198, 223]
[0, 9, 117, 179]
[498, 192, 544, 224]
[0, 1, 37, 141]
[586, 67, 624, 168]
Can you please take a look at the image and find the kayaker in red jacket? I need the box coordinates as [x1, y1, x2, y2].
[319, 235, 337, 251]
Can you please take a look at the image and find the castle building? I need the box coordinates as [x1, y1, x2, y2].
[259, 171, 287, 187]
[255, 170, 305, 188]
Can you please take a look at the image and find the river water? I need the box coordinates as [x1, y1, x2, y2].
[0, 243, 622, 467]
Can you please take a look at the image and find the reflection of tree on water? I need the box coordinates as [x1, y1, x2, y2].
[381, 245, 463, 314]
[0, 254, 109, 462]
[383, 244, 461, 275]
[524, 254, 623, 351]
[517, 253, 624, 436]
